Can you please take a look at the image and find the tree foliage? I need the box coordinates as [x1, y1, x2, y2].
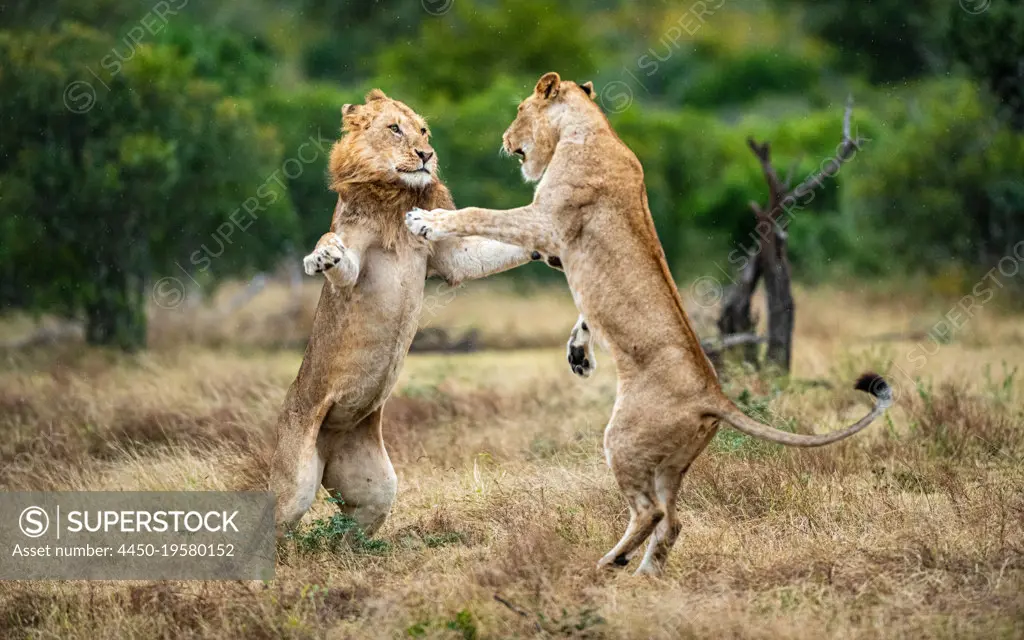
[1, 0, 1022, 348]
[0, 24, 298, 349]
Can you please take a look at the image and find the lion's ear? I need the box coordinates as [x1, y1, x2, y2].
[365, 88, 388, 102]
[580, 81, 596, 101]
[535, 72, 561, 99]
[341, 103, 367, 130]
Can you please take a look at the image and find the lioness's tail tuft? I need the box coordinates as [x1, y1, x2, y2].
[706, 371, 893, 447]
[854, 372, 893, 408]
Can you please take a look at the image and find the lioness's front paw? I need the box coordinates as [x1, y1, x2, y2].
[567, 319, 596, 378]
[405, 207, 454, 241]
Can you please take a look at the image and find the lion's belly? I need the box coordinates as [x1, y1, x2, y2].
[321, 247, 428, 425]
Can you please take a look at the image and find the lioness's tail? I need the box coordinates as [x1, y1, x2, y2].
[704, 373, 893, 447]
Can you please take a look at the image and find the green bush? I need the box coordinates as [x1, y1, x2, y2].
[375, 0, 597, 103]
[0, 24, 299, 348]
[845, 79, 1024, 275]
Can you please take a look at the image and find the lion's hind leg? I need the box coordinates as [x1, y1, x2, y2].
[270, 398, 329, 533]
[319, 407, 398, 538]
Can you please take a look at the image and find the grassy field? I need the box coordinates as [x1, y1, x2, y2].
[1, 280, 1022, 638]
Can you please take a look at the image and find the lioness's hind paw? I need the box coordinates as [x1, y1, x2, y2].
[568, 340, 593, 377]
[633, 563, 663, 577]
[567, 321, 596, 378]
[597, 552, 631, 570]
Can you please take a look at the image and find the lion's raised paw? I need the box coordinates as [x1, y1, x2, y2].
[303, 237, 349, 278]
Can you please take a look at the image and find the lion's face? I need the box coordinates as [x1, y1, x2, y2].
[502, 72, 596, 183]
[341, 90, 437, 189]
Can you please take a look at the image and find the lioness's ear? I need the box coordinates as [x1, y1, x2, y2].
[365, 88, 388, 102]
[535, 72, 561, 99]
[580, 81, 596, 101]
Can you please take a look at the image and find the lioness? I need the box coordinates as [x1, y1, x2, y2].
[271, 89, 554, 534]
[404, 72, 893, 575]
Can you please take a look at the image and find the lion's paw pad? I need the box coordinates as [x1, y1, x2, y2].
[303, 241, 347, 276]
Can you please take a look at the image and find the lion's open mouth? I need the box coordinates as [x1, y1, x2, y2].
[513, 148, 526, 164]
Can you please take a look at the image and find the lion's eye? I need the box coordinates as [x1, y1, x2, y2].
[420, 128, 427, 135]
[388, 124, 401, 134]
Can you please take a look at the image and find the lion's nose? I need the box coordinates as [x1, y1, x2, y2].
[416, 149, 433, 163]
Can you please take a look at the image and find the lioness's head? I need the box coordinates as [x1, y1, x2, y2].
[333, 89, 437, 189]
[503, 72, 597, 182]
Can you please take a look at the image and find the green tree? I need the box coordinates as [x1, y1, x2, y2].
[845, 80, 1024, 273]
[259, 84, 362, 249]
[298, 0, 427, 84]
[0, 24, 299, 349]
[948, 2, 1024, 131]
[774, 0, 946, 83]
[375, 0, 598, 102]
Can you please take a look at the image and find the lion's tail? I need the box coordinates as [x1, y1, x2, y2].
[703, 372, 893, 447]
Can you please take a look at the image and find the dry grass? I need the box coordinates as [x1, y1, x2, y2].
[1, 281, 1023, 639]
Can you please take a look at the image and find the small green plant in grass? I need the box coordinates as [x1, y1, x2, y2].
[445, 609, 477, 640]
[982, 362, 1018, 406]
[406, 620, 429, 637]
[406, 610, 477, 639]
[711, 386, 796, 458]
[286, 496, 392, 555]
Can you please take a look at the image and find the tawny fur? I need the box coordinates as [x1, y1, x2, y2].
[271, 90, 543, 536]
[404, 72, 893, 575]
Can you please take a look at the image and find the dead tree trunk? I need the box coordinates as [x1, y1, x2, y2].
[747, 138, 796, 372]
[718, 98, 864, 373]
[717, 257, 761, 367]
[761, 215, 794, 371]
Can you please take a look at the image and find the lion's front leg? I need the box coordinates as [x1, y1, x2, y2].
[303, 232, 358, 288]
[303, 225, 375, 289]
[405, 205, 559, 255]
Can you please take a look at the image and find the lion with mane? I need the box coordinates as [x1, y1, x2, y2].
[270, 89, 551, 534]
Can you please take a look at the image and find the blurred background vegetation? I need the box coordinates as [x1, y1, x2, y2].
[1, 0, 1022, 349]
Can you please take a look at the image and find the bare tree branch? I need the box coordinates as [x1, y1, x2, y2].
[725, 98, 864, 373]
[701, 332, 767, 356]
[747, 138, 783, 214]
[493, 594, 542, 632]
[783, 154, 804, 190]
[790, 97, 863, 203]
[842, 94, 854, 141]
